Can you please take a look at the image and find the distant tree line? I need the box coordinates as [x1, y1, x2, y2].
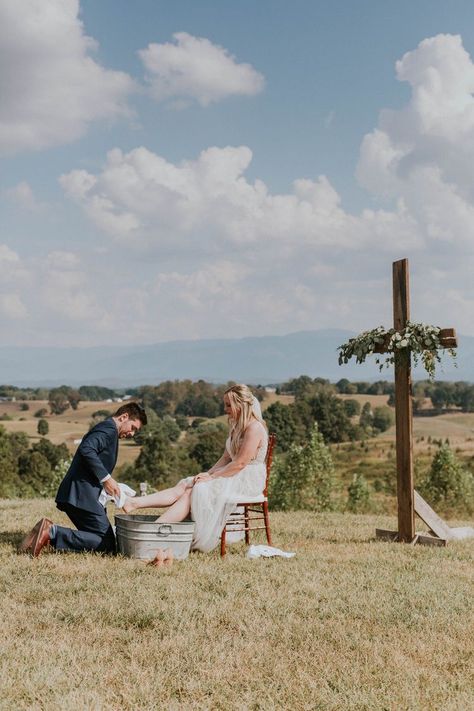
[265, 376, 394, 451]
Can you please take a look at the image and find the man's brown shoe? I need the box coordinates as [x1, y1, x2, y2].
[19, 518, 53, 556]
[32, 518, 53, 557]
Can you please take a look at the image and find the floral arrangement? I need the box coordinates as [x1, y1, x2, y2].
[337, 322, 457, 379]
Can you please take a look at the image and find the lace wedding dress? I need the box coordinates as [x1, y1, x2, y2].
[187, 424, 268, 553]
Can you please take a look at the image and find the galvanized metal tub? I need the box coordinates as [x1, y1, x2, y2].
[115, 514, 195, 560]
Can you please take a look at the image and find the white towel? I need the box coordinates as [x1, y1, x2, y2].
[246, 544, 296, 559]
[98, 483, 136, 508]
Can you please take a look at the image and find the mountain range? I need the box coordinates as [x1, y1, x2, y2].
[1, 329, 472, 387]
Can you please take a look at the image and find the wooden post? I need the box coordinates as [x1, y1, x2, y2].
[392, 259, 415, 542]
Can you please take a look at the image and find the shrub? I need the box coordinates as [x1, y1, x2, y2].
[347, 473, 371, 512]
[419, 444, 474, 514]
[34, 408, 48, 418]
[372, 406, 394, 433]
[37, 419, 49, 436]
[270, 424, 336, 511]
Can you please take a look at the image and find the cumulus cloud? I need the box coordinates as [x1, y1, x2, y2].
[60, 144, 419, 260]
[357, 33, 474, 253]
[12, 32, 474, 345]
[139, 32, 264, 106]
[0, 0, 135, 154]
[4, 181, 46, 212]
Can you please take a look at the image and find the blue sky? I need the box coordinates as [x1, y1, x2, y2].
[2, 0, 474, 347]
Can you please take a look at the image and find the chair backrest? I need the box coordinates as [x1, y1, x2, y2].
[263, 433, 276, 497]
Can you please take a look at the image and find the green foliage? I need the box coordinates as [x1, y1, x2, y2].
[48, 385, 81, 414]
[37, 418, 49, 436]
[188, 422, 227, 470]
[78, 385, 117, 400]
[20, 403, 29, 411]
[270, 424, 336, 511]
[372, 406, 394, 433]
[347, 473, 371, 512]
[0, 412, 13, 421]
[128, 418, 197, 488]
[263, 402, 305, 451]
[48, 387, 70, 415]
[34, 408, 48, 418]
[359, 402, 373, 430]
[39, 458, 72, 498]
[343, 399, 361, 417]
[419, 444, 474, 514]
[138, 380, 226, 418]
[307, 391, 354, 443]
[338, 322, 457, 379]
[92, 409, 113, 419]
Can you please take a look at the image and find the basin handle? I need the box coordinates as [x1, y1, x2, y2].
[156, 524, 172, 536]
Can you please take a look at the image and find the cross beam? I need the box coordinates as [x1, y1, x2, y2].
[378, 259, 457, 542]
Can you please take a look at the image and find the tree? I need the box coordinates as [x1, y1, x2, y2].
[347, 473, 371, 512]
[307, 391, 353, 443]
[18, 450, 51, 493]
[343, 399, 361, 417]
[271, 424, 336, 511]
[67, 388, 81, 410]
[0, 427, 23, 497]
[359, 402, 373, 430]
[372, 406, 394, 433]
[189, 423, 227, 470]
[48, 388, 70, 415]
[419, 444, 474, 514]
[37, 418, 49, 436]
[32, 438, 69, 470]
[263, 402, 305, 451]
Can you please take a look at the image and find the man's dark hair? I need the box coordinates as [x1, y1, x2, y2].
[114, 402, 148, 426]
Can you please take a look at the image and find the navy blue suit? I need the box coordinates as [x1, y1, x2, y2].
[54, 418, 119, 553]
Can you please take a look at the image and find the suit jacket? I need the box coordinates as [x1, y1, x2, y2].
[56, 418, 119, 515]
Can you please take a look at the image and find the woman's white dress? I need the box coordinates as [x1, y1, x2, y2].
[185, 425, 268, 553]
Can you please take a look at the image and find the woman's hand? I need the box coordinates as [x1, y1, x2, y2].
[194, 472, 214, 485]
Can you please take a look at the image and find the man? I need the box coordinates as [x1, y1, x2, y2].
[20, 402, 147, 557]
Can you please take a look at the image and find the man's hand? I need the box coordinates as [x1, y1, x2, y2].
[103, 477, 121, 498]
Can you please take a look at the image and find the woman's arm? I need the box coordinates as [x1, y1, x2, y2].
[195, 423, 263, 483]
[207, 450, 231, 474]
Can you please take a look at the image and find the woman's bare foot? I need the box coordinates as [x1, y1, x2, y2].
[122, 496, 135, 514]
[163, 548, 174, 566]
[147, 549, 165, 567]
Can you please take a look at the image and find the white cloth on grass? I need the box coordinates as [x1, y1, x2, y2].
[98, 483, 136, 508]
[246, 545, 296, 559]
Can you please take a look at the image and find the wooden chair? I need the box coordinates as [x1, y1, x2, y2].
[220, 433, 276, 557]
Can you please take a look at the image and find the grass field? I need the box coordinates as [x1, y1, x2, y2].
[2, 499, 473, 710]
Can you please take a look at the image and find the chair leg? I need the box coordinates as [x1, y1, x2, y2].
[263, 501, 272, 545]
[244, 505, 250, 545]
[220, 526, 227, 557]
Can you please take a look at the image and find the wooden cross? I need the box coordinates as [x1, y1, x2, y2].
[374, 259, 457, 543]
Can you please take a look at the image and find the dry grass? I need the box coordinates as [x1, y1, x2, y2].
[1, 499, 474, 710]
[0, 400, 140, 467]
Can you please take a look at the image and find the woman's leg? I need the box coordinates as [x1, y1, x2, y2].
[156, 487, 192, 523]
[123, 481, 189, 513]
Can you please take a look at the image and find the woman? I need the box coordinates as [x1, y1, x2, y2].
[123, 384, 268, 552]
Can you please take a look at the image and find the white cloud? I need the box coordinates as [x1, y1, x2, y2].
[357, 33, 474, 240]
[4, 181, 46, 212]
[60, 144, 419, 261]
[0, 293, 27, 319]
[139, 32, 264, 106]
[9, 32, 474, 346]
[0, 0, 135, 154]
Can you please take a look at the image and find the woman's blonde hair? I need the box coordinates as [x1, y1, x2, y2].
[224, 384, 266, 457]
